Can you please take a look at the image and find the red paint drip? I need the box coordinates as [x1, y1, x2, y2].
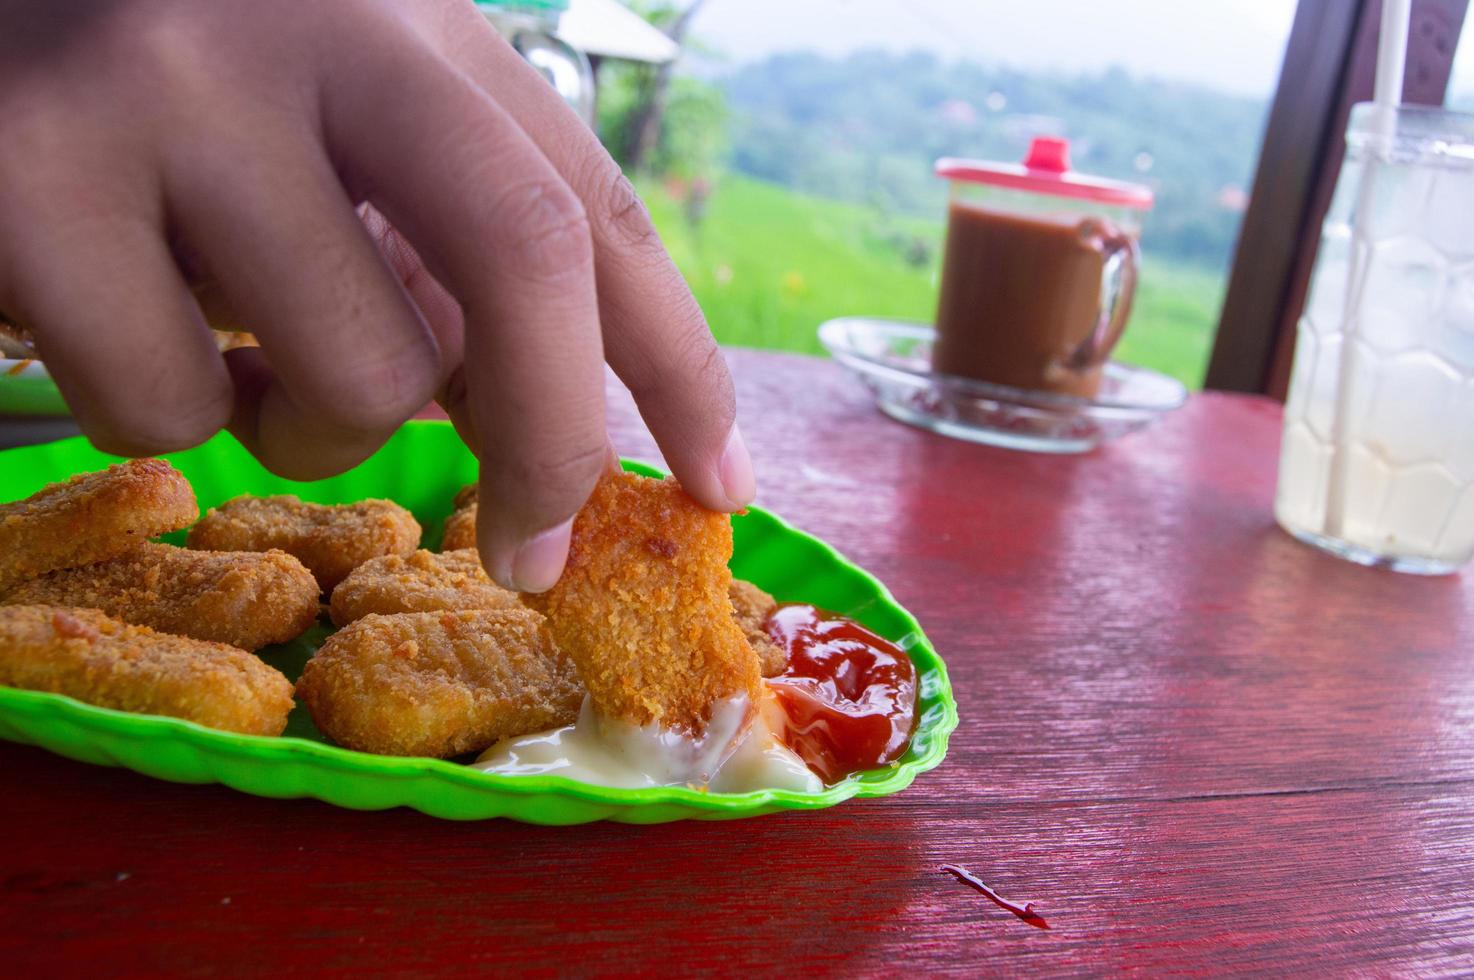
[939, 864, 1050, 930]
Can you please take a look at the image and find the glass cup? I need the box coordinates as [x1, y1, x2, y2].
[932, 141, 1152, 400]
[1276, 104, 1474, 574]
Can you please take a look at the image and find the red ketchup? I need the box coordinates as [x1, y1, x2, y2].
[764, 604, 918, 784]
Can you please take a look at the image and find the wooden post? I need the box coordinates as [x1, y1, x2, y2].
[1206, 0, 1468, 397]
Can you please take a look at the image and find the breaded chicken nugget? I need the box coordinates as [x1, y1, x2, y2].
[522, 471, 760, 732]
[0, 605, 293, 735]
[729, 579, 787, 678]
[0, 459, 197, 592]
[296, 608, 584, 758]
[3, 542, 320, 651]
[329, 548, 519, 627]
[440, 484, 477, 552]
[187, 495, 420, 591]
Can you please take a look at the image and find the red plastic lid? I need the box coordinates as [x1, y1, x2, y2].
[936, 137, 1153, 210]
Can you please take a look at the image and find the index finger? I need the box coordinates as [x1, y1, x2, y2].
[321, 23, 607, 592]
[438, 13, 754, 513]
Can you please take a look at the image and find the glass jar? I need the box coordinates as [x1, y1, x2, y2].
[478, 0, 594, 125]
[932, 139, 1153, 399]
[1276, 104, 1474, 573]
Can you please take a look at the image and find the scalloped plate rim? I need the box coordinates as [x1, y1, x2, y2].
[0, 423, 958, 820]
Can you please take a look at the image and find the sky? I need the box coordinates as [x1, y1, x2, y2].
[692, 0, 1474, 100]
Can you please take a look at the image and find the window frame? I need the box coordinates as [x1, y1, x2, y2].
[1206, 0, 1469, 396]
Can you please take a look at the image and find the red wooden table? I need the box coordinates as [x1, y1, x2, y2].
[4, 348, 1473, 974]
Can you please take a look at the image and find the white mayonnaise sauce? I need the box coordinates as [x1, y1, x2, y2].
[471, 689, 822, 793]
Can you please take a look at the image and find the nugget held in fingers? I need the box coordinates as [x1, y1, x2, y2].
[3, 542, 320, 651]
[187, 495, 420, 591]
[0, 459, 197, 592]
[729, 579, 787, 678]
[523, 472, 760, 732]
[440, 484, 477, 552]
[0, 605, 293, 735]
[296, 608, 584, 758]
[329, 548, 520, 627]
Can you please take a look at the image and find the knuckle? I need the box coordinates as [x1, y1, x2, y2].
[626, 322, 730, 406]
[697, 341, 735, 408]
[308, 347, 438, 433]
[685, 340, 736, 421]
[672, 333, 726, 399]
[500, 437, 608, 502]
[591, 165, 660, 252]
[107, 6, 214, 97]
[486, 179, 592, 280]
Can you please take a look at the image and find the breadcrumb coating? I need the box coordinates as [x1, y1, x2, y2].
[296, 608, 584, 758]
[187, 495, 420, 591]
[0, 458, 197, 592]
[3, 542, 320, 651]
[729, 579, 787, 677]
[0, 604, 293, 735]
[440, 484, 478, 552]
[329, 548, 520, 627]
[522, 471, 760, 732]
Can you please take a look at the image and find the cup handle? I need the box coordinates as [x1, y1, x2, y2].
[1066, 218, 1139, 371]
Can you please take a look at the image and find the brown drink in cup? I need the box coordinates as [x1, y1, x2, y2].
[932, 140, 1153, 399]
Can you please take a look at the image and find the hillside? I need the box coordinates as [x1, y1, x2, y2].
[720, 51, 1270, 271]
[641, 174, 1220, 387]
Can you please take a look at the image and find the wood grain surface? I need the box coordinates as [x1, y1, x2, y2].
[4, 349, 1473, 974]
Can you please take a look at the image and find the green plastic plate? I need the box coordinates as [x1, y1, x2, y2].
[0, 421, 956, 823]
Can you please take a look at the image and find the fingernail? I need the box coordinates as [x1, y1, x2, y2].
[719, 424, 756, 508]
[511, 518, 573, 594]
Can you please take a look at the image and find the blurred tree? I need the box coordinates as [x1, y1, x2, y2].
[720, 51, 1269, 271]
[650, 76, 727, 181]
[598, 70, 728, 179]
[609, 0, 707, 174]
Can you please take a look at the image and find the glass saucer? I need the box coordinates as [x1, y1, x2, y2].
[818, 317, 1188, 454]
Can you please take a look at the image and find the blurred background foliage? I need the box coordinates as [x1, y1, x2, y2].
[591, 7, 1271, 388]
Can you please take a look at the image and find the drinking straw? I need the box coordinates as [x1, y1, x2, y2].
[1323, 0, 1411, 538]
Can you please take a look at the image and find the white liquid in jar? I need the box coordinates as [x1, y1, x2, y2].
[1276, 153, 1474, 571]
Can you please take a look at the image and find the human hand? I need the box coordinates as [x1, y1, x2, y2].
[0, 0, 752, 591]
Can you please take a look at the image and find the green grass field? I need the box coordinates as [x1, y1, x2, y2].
[640, 174, 1224, 388]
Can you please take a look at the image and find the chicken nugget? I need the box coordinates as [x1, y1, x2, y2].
[187, 495, 420, 592]
[0, 605, 293, 735]
[3, 542, 320, 651]
[329, 548, 519, 627]
[522, 471, 760, 732]
[0, 459, 197, 593]
[296, 608, 584, 758]
[729, 579, 788, 677]
[440, 484, 477, 552]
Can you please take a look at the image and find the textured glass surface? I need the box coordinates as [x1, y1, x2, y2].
[1277, 106, 1474, 571]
